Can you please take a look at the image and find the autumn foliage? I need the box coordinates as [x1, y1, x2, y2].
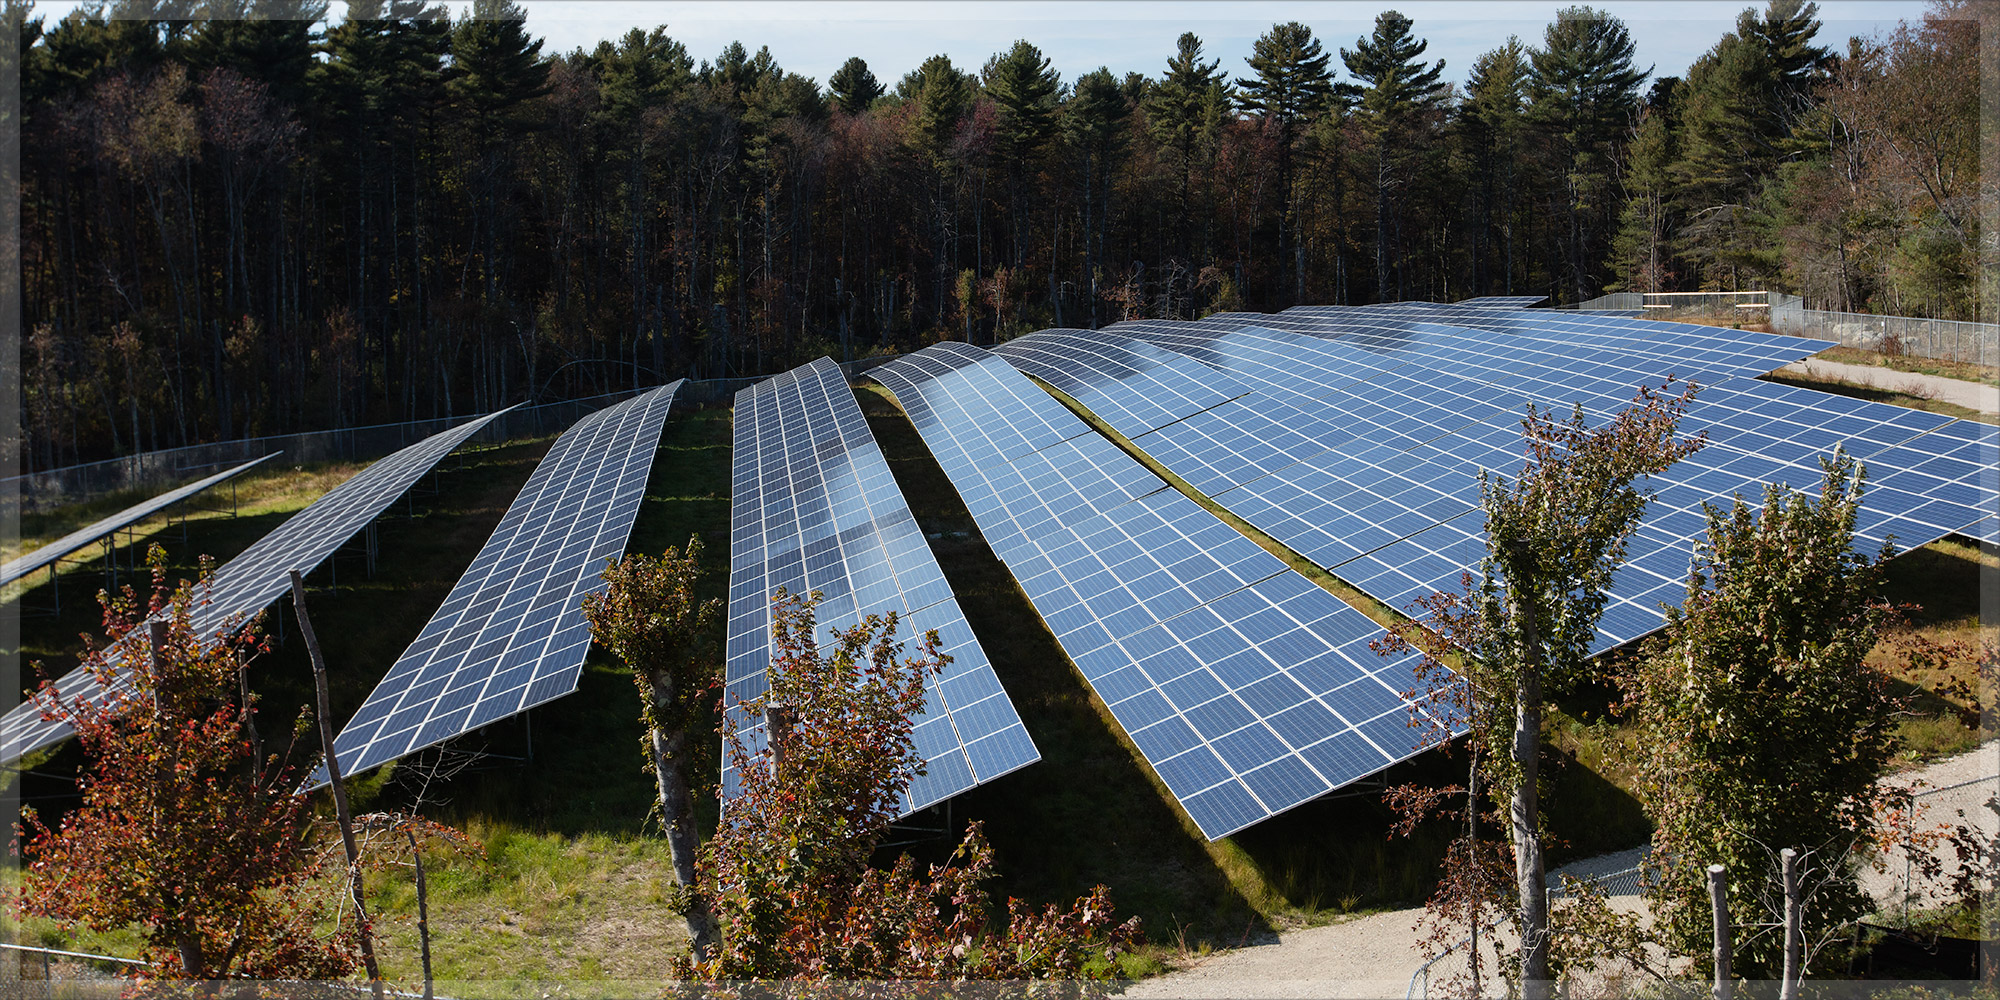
[675, 591, 1140, 984]
[16, 550, 359, 982]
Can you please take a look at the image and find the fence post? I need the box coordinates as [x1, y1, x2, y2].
[1780, 848, 1801, 1000]
[1709, 864, 1731, 1000]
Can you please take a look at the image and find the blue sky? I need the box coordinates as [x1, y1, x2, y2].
[43, 0, 1930, 90]
[493, 1, 1928, 89]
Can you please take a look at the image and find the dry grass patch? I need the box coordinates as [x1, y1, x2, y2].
[1814, 345, 2000, 390]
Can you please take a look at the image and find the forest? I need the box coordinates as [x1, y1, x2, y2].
[7, 0, 1983, 471]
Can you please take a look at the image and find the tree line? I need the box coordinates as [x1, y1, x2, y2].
[10, 0, 1981, 471]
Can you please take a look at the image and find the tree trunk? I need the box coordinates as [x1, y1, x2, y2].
[291, 571, 384, 996]
[1511, 570, 1550, 1000]
[646, 669, 719, 959]
[409, 828, 435, 1000]
[1375, 138, 1391, 303]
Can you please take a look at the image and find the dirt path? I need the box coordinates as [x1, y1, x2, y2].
[1779, 357, 2000, 415]
[1127, 743, 1996, 999]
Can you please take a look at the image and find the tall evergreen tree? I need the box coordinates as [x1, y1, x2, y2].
[1237, 21, 1332, 306]
[1462, 38, 1529, 295]
[983, 39, 1060, 269]
[449, 0, 550, 407]
[1145, 32, 1229, 268]
[1527, 5, 1648, 303]
[1064, 66, 1128, 328]
[1339, 9, 1446, 302]
[827, 55, 881, 115]
[1610, 76, 1684, 293]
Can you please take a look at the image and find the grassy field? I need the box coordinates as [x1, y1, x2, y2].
[4, 377, 1990, 989]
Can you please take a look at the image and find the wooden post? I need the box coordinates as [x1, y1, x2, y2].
[1780, 849, 1801, 1000]
[1708, 864, 1731, 1000]
[1468, 747, 1481, 1000]
[767, 702, 793, 778]
[290, 570, 383, 997]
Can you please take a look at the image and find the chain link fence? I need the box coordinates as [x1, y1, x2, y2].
[1570, 291, 1996, 367]
[7, 357, 905, 515]
[1880, 772, 2000, 926]
[1770, 300, 1999, 368]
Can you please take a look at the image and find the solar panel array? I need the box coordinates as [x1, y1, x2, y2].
[2, 452, 283, 588]
[1452, 295, 1548, 308]
[871, 343, 1450, 840]
[726, 359, 1038, 815]
[1, 408, 515, 764]
[997, 306, 1994, 653]
[320, 384, 685, 784]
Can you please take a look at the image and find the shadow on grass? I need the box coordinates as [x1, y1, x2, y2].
[360, 405, 738, 839]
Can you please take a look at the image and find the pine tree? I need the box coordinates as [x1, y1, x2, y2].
[1610, 77, 1683, 293]
[1145, 32, 1230, 268]
[1237, 21, 1333, 306]
[1463, 38, 1529, 295]
[1527, 5, 1648, 303]
[827, 55, 881, 115]
[983, 39, 1060, 271]
[1338, 9, 1446, 302]
[1065, 66, 1128, 328]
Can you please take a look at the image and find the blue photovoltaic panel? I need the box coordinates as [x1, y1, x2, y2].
[725, 358, 1038, 816]
[2, 452, 283, 588]
[319, 384, 684, 784]
[992, 328, 1253, 432]
[1024, 310, 1992, 653]
[2, 407, 517, 764]
[870, 343, 1453, 840]
[1452, 295, 1548, 308]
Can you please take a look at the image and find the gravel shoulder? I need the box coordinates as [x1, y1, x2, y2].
[1127, 742, 1997, 1000]
[1779, 357, 2000, 414]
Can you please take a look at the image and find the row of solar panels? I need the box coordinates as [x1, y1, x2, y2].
[998, 305, 1994, 653]
[3, 386, 685, 783]
[9, 298, 1993, 843]
[826, 304, 1990, 837]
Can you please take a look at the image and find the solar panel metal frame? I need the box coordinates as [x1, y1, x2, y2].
[2, 452, 284, 588]
[1007, 312, 1992, 654]
[2, 407, 517, 764]
[869, 343, 1455, 840]
[724, 358, 1039, 816]
[318, 384, 685, 784]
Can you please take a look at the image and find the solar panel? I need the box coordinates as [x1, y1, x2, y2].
[1, 407, 517, 764]
[317, 384, 684, 784]
[870, 343, 1452, 840]
[1452, 295, 1549, 308]
[2, 452, 283, 588]
[1010, 311, 1994, 653]
[725, 359, 1038, 815]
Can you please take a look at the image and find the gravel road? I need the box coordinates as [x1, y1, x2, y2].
[1126, 742, 1997, 1000]
[1779, 357, 1999, 414]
